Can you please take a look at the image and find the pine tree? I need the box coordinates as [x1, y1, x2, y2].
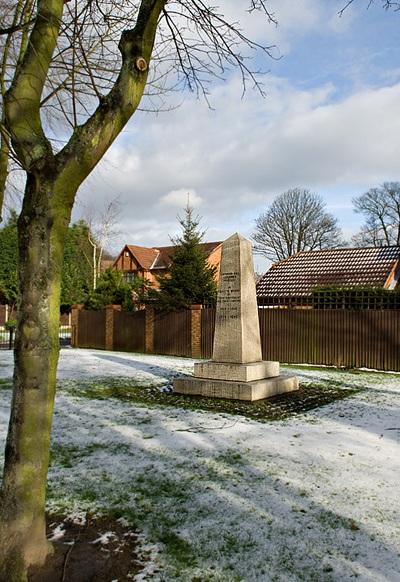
[61, 221, 93, 306]
[0, 210, 18, 308]
[156, 205, 217, 310]
[0, 216, 96, 309]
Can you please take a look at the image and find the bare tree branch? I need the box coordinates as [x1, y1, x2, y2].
[252, 188, 344, 261]
[352, 182, 400, 247]
[339, 0, 400, 17]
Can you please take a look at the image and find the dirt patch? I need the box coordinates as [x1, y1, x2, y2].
[28, 514, 144, 582]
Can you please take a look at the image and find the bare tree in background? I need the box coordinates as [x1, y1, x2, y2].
[84, 197, 121, 288]
[0, 1, 278, 578]
[339, 0, 400, 15]
[253, 188, 343, 261]
[352, 182, 400, 247]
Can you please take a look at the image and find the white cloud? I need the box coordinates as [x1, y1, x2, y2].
[159, 189, 203, 208]
[75, 74, 400, 251]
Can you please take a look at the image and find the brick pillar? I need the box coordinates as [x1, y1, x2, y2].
[105, 304, 121, 351]
[190, 304, 202, 359]
[145, 308, 155, 353]
[71, 304, 84, 347]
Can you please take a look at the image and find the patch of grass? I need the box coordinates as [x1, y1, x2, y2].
[50, 442, 131, 468]
[215, 450, 244, 467]
[62, 377, 361, 422]
[0, 378, 12, 390]
[316, 508, 360, 532]
[106, 473, 200, 575]
[158, 529, 197, 568]
[284, 363, 400, 379]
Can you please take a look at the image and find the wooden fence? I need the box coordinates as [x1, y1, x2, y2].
[258, 309, 400, 371]
[153, 310, 192, 357]
[113, 310, 146, 353]
[72, 305, 400, 371]
[77, 310, 106, 349]
[74, 306, 196, 358]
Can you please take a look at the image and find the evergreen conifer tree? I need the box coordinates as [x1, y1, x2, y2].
[156, 205, 217, 310]
[0, 210, 18, 308]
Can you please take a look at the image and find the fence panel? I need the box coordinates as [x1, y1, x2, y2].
[113, 310, 145, 353]
[1, 326, 71, 350]
[259, 309, 400, 371]
[77, 310, 106, 349]
[201, 307, 216, 359]
[153, 310, 192, 357]
[0, 328, 13, 350]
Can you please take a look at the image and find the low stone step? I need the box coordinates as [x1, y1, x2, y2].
[174, 374, 299, 401]
[194, 360, 279, 382]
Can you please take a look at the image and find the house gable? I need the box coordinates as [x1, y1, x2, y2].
[114, 241, 222, 286]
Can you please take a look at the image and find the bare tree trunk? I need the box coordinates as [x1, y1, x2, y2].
[93, 240, 97, 289]
[0, 1, 168, 576]
[0, 131, 8, 220]
[0, 173, 72, 580]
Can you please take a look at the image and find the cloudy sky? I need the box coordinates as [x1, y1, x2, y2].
[72, 0, 400, 272]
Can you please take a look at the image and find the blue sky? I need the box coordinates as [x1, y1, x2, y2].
[274, 5, 400, 94]
[74, 1, 400, 272]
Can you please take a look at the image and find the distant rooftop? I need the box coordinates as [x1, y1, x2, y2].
[256, 246, 400, 298]
[122, 241, 222, 271]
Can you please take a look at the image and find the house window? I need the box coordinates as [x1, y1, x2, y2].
[123, 272, 137, 283]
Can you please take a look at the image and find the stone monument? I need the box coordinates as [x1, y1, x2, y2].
[173, 233, 299, 401]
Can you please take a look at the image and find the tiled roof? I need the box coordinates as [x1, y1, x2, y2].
[153, 242, 222, 269]
[126, 245, 159, 270]
[126, 242, 222, 270]
[256, 246, 400, 298]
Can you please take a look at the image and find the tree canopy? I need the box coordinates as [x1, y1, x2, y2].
[0, 208, 17, 306]
[0, 215, 99, 307]
[85, 267, 151, 310]
[352, 182, 400, 247]
[61, 220, 94, 306]
[0, 4, 276, 577]
[252, 188, 343, 262]
[154, 205, 217, 310]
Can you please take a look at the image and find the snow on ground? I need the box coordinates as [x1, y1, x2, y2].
[0, 348, 399, 581]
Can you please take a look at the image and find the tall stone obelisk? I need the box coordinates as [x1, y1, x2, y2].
[174, 233, 298, 401]
[212, 233, 262, 364]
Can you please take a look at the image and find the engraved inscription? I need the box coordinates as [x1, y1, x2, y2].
[216, 271, 241, 321]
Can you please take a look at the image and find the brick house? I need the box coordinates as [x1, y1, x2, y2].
[257, 246, 400, 308]
[113, 241, 222, 287]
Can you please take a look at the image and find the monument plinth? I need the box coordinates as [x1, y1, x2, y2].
[173, 233, 298, 401]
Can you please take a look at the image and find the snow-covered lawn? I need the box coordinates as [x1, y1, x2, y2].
[0, 348, 399, 581]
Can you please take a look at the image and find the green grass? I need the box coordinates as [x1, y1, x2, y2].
[50, 442, 131, 468]
[0, 378, 12, 390]
[62, 377, 361, 422]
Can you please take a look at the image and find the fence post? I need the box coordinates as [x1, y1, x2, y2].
[190, 304, 202, 359]
[145, 308, 155, 353]
[71, 304, 84, 347]
[105, 304, 121, 351]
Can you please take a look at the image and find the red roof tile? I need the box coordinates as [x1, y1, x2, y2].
[256, 246, 400, 298]
[126, 245, 159, 270]
[126, 242, 221, 270]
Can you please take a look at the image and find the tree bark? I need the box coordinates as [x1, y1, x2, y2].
[0, 173, 72, 580]
[0, 1, 166, 577]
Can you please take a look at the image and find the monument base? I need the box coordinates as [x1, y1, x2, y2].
[173, 374, 299, 402]
[194, 360, 279, 382]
